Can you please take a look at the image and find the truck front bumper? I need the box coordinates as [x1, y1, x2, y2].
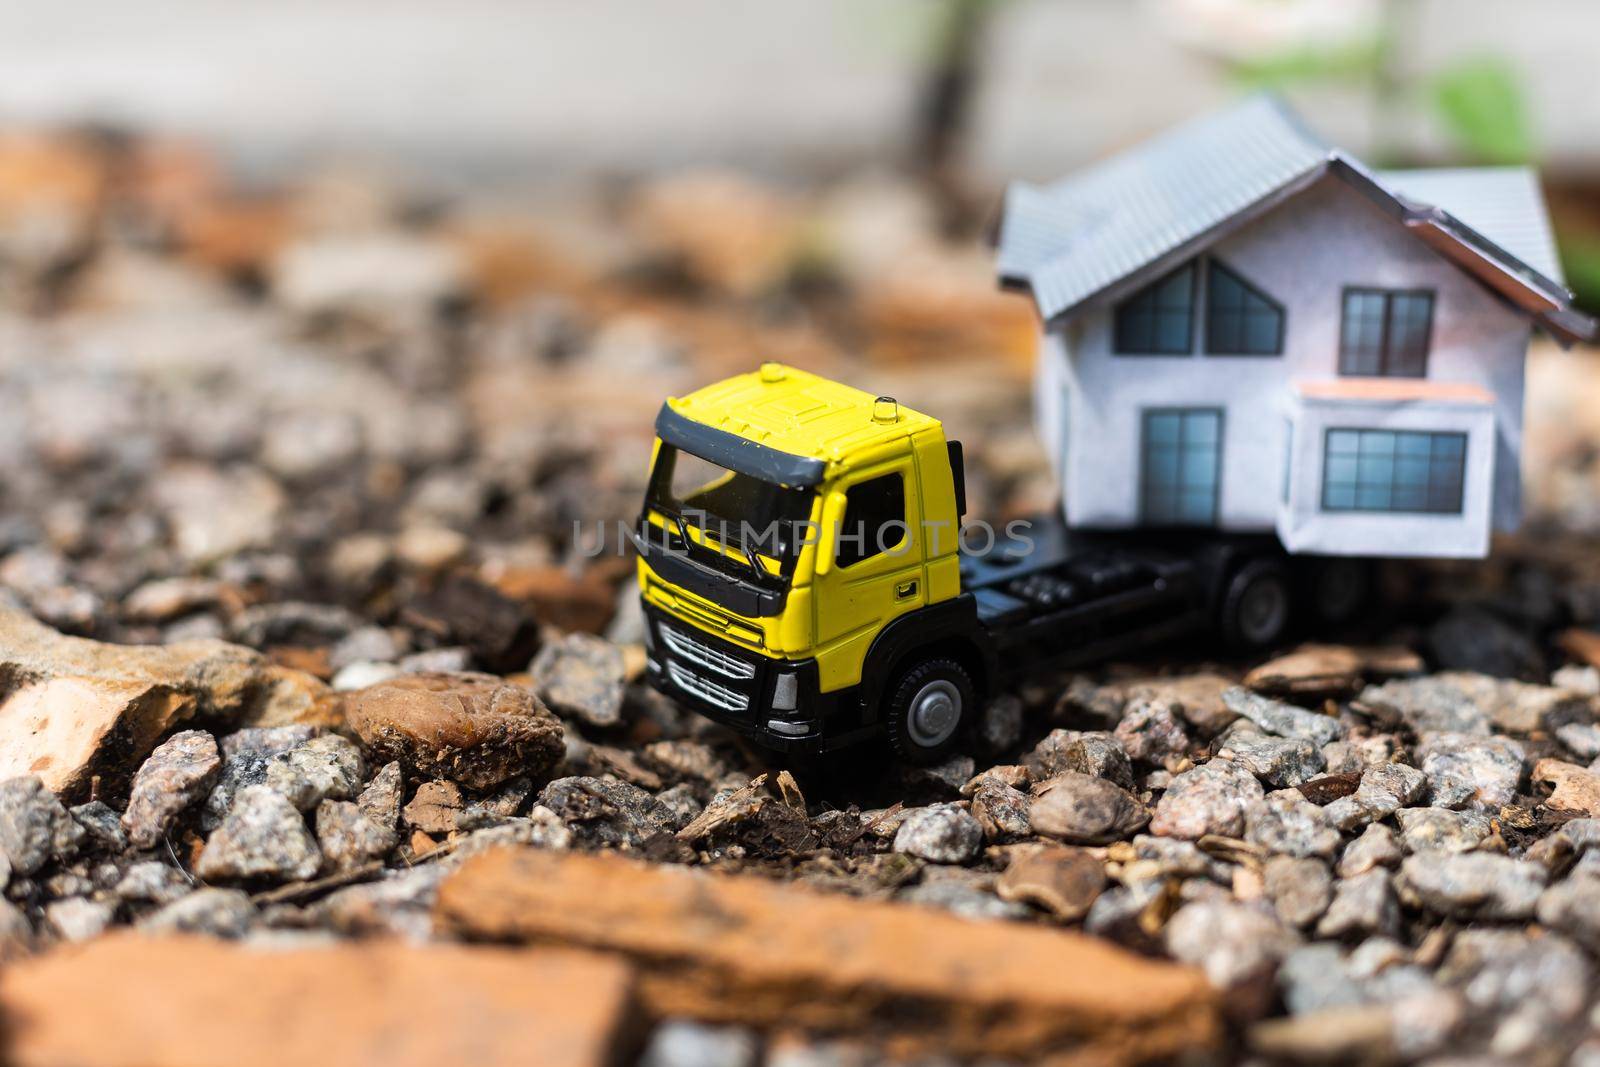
[641, 602, 868, 754]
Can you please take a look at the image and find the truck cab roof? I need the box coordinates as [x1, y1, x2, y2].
[661, 364, 941, 480]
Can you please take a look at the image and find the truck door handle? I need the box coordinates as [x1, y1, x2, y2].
[895, 580, 919, 599]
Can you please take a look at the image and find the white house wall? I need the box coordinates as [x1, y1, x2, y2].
[1046, 174, 1531, 540]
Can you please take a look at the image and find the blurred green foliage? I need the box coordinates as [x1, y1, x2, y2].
[1430, 57, 1534, 165]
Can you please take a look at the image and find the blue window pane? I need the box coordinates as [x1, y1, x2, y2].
[1142, 409, 1221, 526]
[1321, 428, 1466, 514]
[1327, 430, 1361, 455]
[1116, 264, 1195, 354]
[1205, 260, 1283, 356]
[1146, 414, 1181, 445]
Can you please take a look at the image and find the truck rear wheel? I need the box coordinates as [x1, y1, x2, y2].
[884, 658, 974, 765]
[1219, 558, 1292, 652]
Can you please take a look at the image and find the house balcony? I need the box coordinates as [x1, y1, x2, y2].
[1276, 378, 1498, 559]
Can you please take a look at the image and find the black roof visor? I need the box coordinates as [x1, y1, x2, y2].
[654, 404, 826, 488]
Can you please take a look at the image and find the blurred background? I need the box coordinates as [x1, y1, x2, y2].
[0, 0, 1596, 644]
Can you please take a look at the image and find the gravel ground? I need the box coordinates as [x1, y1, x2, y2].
[3, 129, 1600, 1065]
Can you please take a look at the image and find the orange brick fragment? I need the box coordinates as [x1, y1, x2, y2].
[0, 934, 634, 1067]
[436, 847, 1219, 1063]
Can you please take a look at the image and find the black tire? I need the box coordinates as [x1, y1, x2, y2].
[883, 658, 975, 765]
[1219, 558, 1293, 652]
[1303, 557, 1372, 625]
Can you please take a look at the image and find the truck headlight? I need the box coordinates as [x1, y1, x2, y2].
[771, 671, 798, 711]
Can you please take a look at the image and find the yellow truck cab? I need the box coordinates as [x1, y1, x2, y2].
[637, 364, 1341, 762]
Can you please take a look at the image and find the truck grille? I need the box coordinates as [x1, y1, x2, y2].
[660, 625, 756, 680]
[666, 661, 749, 713]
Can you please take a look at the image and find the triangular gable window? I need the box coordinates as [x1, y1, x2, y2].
[1205, 259, 1284, 355]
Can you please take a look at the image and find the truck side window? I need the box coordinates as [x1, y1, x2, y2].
[836, 472, 906, 568]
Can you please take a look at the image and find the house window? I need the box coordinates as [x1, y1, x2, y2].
[1339, 289, 1435, 377]
[1321, 429, 1466, 514]
[1114, 264, 1196, 355]
[1141, 409, 1222, 525]
[1205, 260, 1284, 355]
[836, 471, 906, 568]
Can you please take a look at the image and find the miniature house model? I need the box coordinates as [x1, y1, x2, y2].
[996, 96, 1594, 559]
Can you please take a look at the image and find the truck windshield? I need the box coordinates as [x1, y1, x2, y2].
[645, 445, 814, 571]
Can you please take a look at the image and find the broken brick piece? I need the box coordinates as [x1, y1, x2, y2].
[435, 847, 1219, 1063]
[0, 933, 634, 1067]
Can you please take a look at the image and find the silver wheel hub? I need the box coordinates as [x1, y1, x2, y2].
[1241, 580, 1288, 642]
[907, 679, 962, 748]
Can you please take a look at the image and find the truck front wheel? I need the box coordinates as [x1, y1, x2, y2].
[884, 658, 975, 765]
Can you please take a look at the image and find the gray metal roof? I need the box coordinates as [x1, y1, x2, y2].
[1376, 166, 1565, 284]
[997, 95, 1590, 342]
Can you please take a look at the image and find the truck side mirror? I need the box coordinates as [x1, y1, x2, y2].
[947, 441, 967, 518]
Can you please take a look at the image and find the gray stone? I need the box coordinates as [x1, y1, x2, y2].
[1166, 899, 1299, 988]
[1263, 856, 1333, 928]
[44, 897, 114, 942]
[1216, 724, 1324, 788]
[1322, 762, 1429, 831]
[536, 776, 674, 848]
[1121, 834, 1232, 884]
[397, 647, 472, 674]
[357, 761, 403, 829]
[122, 729, 221, 849]
[640, 1021, 758, 1067]
[1418, 733, 1525, 810]
[263, 734, 366, 812]
[1558, 721, 1600, 761]
[1397, 852, 1546, 920]
[1394, 807, 1493, 854]
[114, 860, 193, 905]
[1223, 687, 1345, 746]
[1536, 873, 1600, 952]
[1245, 792, 1340, 858]
[316, 799, 398, 871]
[1113, 697, 1190, 767]
[893, 803, 983, 864]
[69, 800, 128, 853]
[898, 879, 1030, 921]
[329, 625, 400, 672]
[333, 661, 403, 692]
[202, 725, 318, 830]
[1317, 868, 1399, 939]
[1336, 823, 1402, 878]
[1028, 772, 1148, 844]
[138, 887, 257, 938]
[531, 632, 625, 728]
[315, 865, 447, 940]
[196, 785, 322, 883]
[452, 807, 574, 858]
[1369, 671, 1591, 737]
[1024, 730, 1133, 789]
[1084, 878, 1169, 947]
[0, 776, 84, 876]
[1439, 928, 1592, 1050]
[979, 694, 1024, 753]
[1149, 759, 1264, 840]
[650, 784, 703, 832]
[968, 780, 1031, 841]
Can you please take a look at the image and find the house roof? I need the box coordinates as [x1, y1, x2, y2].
[996, 96, 1594, 345]
[1294, 378, 1495, 406]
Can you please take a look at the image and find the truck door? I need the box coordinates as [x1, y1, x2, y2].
[812, 459, 926, 693]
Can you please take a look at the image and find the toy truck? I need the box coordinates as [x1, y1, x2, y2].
[636, 363, 1362, 763]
